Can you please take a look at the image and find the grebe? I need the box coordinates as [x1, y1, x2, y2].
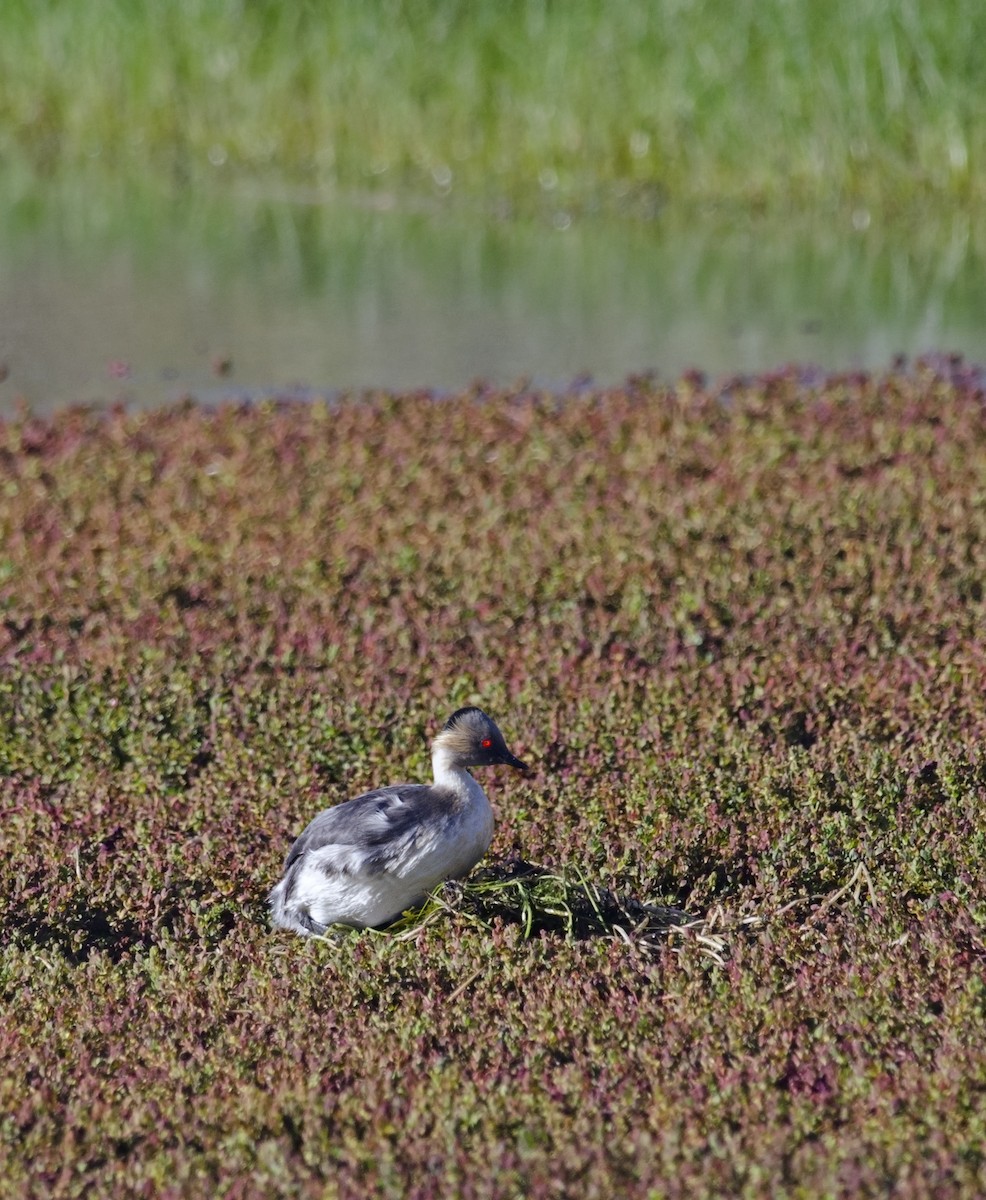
[269, 707, 527, 936]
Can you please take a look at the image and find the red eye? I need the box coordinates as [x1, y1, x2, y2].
[481, 738, 492, 749]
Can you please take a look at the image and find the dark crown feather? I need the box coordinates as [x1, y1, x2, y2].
[443, 706, 489, 731]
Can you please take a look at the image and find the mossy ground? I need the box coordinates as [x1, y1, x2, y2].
[2, 364, 986, 1196]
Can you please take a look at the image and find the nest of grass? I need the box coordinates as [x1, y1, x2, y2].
[375, 860, 730, 964]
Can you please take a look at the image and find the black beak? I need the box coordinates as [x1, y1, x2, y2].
[499, 749, 529, 773]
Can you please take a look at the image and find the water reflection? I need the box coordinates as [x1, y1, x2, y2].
[0, 178, 982, 414]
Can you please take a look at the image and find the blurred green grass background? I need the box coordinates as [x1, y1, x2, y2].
[1, 0, 983, 215]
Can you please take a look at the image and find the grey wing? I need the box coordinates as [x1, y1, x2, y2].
[282, 784, 452, 874]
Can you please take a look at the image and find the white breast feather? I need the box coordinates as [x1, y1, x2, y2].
[282, 775, 493, 931]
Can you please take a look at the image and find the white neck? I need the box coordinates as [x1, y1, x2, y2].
[432, 746, 485, 803]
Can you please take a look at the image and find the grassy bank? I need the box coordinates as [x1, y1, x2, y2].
[1, 0, 984, 215]
[2, 366, 986, 1195]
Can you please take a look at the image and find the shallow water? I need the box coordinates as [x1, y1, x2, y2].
[1, 179, 983, 415]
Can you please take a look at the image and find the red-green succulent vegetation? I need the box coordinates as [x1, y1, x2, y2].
[2, 363, 986, 1196]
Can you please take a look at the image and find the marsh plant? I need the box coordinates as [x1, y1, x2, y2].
[2, 363, 986, 1195]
